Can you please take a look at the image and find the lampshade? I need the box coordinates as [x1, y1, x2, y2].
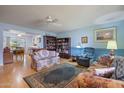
[107, 40, 117, 49]
[76, 45, 81, 48]
[76, 42, 82, 48]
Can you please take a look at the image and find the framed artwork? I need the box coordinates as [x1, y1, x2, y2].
[81, 36, 88, 43]
[95, 27, 116, 42]
[32, 36, 41, 45]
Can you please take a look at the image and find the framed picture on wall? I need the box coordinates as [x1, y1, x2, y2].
[95, 27, 116, 42]
[81, 36, 88, 43]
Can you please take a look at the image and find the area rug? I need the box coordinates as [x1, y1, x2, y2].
[24, 63, 86, 88]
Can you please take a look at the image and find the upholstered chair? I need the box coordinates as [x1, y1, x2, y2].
[76, 47, 95, 67]
[111, 56, 124, 80]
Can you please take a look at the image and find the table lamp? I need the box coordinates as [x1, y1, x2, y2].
[107, 40, 117, 56]
[76, 42, 82, 56]
[76, 42, 82, 48]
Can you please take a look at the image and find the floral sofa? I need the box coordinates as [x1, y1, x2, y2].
[66, 56, 124, 88]
[31, 49, 60, 71]
[67, 72, 124, 88]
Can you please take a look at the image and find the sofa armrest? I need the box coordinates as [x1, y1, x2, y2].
[30, 54, 38, 69]
[56, 52, 59, 57]
[30, 54, 36, 62]
[66, 72, 94, 88]
[65, 78, 80, 88]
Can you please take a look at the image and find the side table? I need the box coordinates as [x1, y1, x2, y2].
[71, 56, 80, 62]
[77, 57, 90, 67]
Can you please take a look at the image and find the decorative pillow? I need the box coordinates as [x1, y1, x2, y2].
[95, 67, 115, 78]
[38, 50, 49, 58]
[98, 55, 112, 66]
[43, 50, 49, 57]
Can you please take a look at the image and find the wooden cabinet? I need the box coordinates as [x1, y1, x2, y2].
[3, 47, 13, 65]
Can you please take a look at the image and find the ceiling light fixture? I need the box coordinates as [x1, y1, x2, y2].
[17, 34, 22, 37]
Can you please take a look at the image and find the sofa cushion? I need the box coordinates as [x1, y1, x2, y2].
[49, 51, 56, 57]
[37, 56, 54, 60]
[50, 56, 60, 64]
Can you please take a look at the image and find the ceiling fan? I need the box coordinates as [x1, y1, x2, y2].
[46, 16, 57, 23]
[40, 16, 62, 27]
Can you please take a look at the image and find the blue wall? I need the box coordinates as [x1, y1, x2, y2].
[1, 20, 124, 63]
[57, 20, 124, 59]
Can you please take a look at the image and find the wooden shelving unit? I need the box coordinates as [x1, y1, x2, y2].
[43, 36, 71, 59]
[56, 38, 71, 59]
[43, 36, 56, 51]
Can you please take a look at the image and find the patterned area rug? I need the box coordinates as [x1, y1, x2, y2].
[24, 63, 86, 88]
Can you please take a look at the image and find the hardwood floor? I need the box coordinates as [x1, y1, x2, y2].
[0, 55, 77, 88]
[0, 55, 36, 88]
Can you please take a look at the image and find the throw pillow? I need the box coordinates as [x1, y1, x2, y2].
[38, 50, 49, 58]
[95, 67, 115, 78]
[98, 55, 112, 66]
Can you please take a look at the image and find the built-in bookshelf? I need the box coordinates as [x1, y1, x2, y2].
[56, 38, 71, 59]
[43, 36, 56, 51]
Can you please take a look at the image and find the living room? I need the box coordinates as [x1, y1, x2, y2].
[0, 5, 124, 89]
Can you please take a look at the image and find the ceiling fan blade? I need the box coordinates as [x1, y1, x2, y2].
[51, 23, 62, 27]
[52, 18, 58, 23]
[28, 19, 46, 28]
[30, 19, 44, 25]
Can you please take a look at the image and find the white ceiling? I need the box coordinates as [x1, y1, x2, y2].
[0, 5, 124, 32]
